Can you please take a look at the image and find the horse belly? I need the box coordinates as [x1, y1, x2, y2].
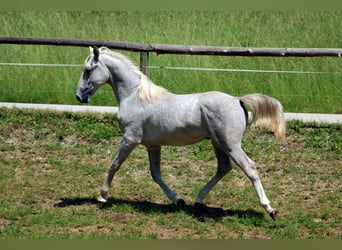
[142, 128, 207, 146]
[142, 113, 208, 146]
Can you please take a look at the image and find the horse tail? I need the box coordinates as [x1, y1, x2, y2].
[240, 93, 286, 141]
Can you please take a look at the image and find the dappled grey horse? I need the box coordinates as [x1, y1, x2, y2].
[76, 47, 286, 220]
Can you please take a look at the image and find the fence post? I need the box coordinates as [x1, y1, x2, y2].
[140, 52, 149, 75]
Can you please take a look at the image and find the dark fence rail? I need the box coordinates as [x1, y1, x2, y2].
[1, 36, 342, 57]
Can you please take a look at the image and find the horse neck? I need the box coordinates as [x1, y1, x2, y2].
[102, 55, 141, 105]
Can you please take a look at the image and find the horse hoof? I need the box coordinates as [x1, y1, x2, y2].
[194, 202, 206, 211]
[176, 199, 185, 209]
[97, 195, 107, 203]
[269, 210, 277, 220]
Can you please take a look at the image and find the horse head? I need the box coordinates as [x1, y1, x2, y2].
[76, 46, 111, 103]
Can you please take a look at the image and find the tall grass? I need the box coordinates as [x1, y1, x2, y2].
[0, 11, 341, 113]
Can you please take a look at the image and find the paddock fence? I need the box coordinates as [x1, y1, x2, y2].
[0, 36, 341, 123]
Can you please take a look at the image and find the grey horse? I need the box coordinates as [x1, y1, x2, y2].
[76, 47, 286, 220]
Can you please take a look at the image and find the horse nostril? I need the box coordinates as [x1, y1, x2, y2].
[76, 95, 83, 103]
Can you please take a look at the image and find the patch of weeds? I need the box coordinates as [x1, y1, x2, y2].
[190, 140, 215, 161]
[287, 122, 342, 154]
[18, 144, 32, 152]
[47, 157, 63, 167]
[0, 223, 24, 238]
[0, 144, 15, 151]
[161, 146, 182, 161]
[41, 142, 63, 151]
[304, 128, 330, 148]
[267, 218, 300, 238]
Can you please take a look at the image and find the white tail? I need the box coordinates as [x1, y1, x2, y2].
[240, 94, 286, 141]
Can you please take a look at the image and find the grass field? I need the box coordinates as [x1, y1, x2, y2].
[0, 108, 340, 239]
[0, 11, 341, 239]
[0, 11, 342, 113]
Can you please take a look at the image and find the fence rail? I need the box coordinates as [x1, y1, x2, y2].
[2, 36, 342, 57]
[1, 36, 341, 122]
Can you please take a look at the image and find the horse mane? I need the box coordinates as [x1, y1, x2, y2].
[98, 47, 168, 103]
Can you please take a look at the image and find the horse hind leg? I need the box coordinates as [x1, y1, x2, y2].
[194, 145, 232, 207]
[148, 147, 184, 209]
[229, 144, 277, 220]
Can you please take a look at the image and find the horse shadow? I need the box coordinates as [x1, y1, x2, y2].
[54, 197, 264, 223]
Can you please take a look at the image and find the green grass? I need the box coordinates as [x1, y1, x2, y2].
[0, 11, 341, 113]
[0, 108, 341, 239]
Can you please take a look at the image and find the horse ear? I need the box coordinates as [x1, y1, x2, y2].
[92, 46, 100, 61]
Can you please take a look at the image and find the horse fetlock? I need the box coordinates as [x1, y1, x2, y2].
[269, 210, 278, 220]
[262, 203, 273, 213]
[98, 190, 108, 203]
[262, 204, 277, 220]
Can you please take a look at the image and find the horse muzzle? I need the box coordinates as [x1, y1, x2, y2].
[76, 94, 90, 104]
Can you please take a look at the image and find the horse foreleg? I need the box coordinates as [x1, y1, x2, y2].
[194, 145, 232, 206]
[98, 136, 137, 203]
[229, 145, 277, 220]
[148, 147, 184, 209]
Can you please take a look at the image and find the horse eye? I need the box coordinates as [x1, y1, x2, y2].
[84, 67, 93, 74]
